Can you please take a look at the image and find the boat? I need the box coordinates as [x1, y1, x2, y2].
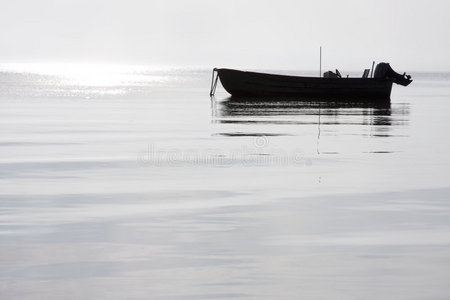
[209, 62, 412, 100]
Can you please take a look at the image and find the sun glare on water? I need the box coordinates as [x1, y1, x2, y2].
[0, 63, 171, 87]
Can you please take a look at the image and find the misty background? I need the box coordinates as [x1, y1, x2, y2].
[0, 0, 449, 71]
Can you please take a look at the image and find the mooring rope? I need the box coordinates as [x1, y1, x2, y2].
[209, 68, 219, 96]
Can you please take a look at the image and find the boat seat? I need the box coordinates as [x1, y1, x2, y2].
[362, 69, 370, 78]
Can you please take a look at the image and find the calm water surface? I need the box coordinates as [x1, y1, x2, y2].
[0, 65, 449, 299]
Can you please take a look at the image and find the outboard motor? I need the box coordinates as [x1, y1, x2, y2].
[374, 63, 413, 86]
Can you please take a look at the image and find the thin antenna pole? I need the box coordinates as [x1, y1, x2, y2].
[319, 46, 322, 77]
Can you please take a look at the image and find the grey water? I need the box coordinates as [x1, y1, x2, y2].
[0, 64, 449, 299]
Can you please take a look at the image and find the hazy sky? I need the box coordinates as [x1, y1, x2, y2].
[1, 0, 449, 71]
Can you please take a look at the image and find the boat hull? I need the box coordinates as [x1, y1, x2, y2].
[217, 68, 394, 100]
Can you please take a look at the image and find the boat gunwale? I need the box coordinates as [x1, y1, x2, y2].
[216, 68, 394, 84]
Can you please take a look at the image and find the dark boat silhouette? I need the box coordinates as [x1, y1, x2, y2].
[210, 63, 412, 100]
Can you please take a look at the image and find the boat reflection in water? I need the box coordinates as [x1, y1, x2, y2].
[211, 96, 410, 154]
